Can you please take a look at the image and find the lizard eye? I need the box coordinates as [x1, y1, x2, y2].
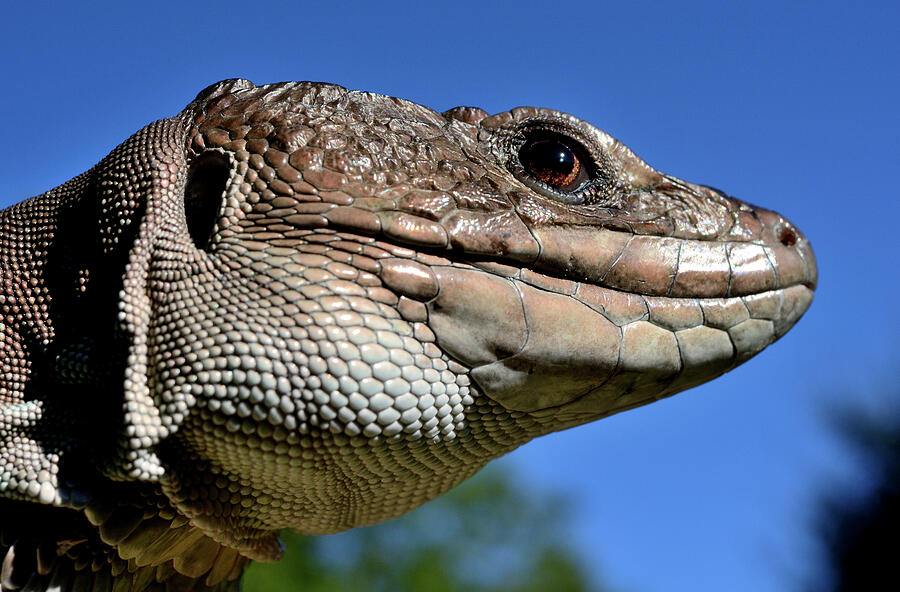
[184, 151, 230, 250]
[518, 133, 590, 193]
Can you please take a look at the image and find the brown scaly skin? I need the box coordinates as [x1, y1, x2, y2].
[0, 79, 816, 590]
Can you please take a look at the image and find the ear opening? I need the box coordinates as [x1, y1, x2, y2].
[184, 150, 230, 251]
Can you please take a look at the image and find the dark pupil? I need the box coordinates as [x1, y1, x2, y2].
[519, 139, 579, 189]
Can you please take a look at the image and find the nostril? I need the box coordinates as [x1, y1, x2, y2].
[184, 150, 231, 250]
[779, 226, 798, 246]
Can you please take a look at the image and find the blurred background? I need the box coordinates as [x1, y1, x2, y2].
[1, 1, 897, 590]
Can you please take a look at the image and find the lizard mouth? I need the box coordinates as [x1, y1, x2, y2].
[413, 216, 816, 417]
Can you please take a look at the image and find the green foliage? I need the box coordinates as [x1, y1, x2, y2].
[243, 467, 603, 591]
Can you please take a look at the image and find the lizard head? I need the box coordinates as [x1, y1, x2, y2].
[0, 79, 816, 561]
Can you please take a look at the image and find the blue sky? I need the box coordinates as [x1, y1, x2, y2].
[1, 1, 897, 590]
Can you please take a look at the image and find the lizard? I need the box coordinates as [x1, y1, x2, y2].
[0, 78, 816, 591]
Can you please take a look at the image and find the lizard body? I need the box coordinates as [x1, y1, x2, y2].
[0, 79, 816, 591]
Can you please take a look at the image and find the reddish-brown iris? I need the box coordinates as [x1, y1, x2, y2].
[519, 137, 582, 190]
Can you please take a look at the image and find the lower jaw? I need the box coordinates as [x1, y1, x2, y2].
[429, 260, 813, 417]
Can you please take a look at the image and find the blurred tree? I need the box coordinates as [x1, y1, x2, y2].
[813, 403, 900, 591]
[243, 466, 605, 591]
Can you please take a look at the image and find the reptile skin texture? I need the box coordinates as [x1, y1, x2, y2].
[0, 79, 816, 591]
